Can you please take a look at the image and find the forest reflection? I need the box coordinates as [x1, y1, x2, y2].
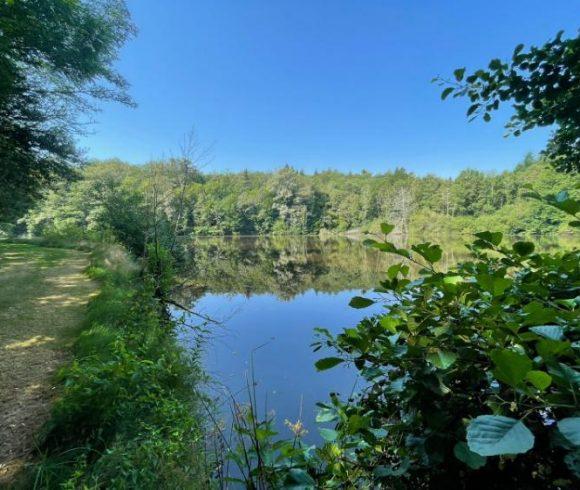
[178, 234, 574, 302]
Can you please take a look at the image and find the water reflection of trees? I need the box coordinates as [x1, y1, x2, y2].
[177, 235, 473, 301]
[175, 234, 574, 303]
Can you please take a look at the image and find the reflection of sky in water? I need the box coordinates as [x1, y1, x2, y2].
[179, 289, 383, 443]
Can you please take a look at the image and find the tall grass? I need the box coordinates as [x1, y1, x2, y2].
[22, 244, 211, 489]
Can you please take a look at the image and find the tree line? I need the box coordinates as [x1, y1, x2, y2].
[18, 154, 575, 246]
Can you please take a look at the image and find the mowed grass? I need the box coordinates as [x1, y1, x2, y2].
[0, 242, 97, 484]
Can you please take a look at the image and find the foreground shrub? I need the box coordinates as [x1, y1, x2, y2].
[310, 225, 579, 488]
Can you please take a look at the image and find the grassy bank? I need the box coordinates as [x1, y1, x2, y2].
[22, 244, 209, 489]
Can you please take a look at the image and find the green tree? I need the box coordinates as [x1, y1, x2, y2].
[452, 169, 489, 216]
[439, 31, 580, 173]
[0, 0, 135, 221]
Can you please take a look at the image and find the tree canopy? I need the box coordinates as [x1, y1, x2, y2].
[22, 155, 576, 243]
[0, 0, 135, 222]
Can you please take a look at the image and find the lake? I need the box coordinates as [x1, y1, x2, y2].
[176, 234, 573, 443]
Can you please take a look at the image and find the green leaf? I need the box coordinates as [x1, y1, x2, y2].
[377, 242, 411, 259]
[467, 416, 534, 456]
[467, 103, 480, 116]
[513, 43, 525, 57]
[441, 87, 454, 100]
[255, 427, 277, 441]
[557, 298, 579, 310]
[345, 414, 368, 434]
[366, 241, 392, 252]
[380, 223, 395, 235]
[522, 190, 542, 200]
[319, 428, 338, 442]
[315, 357, 344, 371]
[512, 241, 535, 256]
[412, 242, 443, 264]
[349, 296, 375, 309]
[564, 450, 580, 478]
[525, 370, 552, 391]
[394, 247, 411, 259]
[476, 274, 512, 296]
[558, 418, 580, 447]
[491, 349, 532, 387]
[380, 315, 399, 333]
[474, 231, 503, 246]
[548, 363, 580, 392]
[285, 468, 315, 487]
[552, 191, 580, 215]
[316, 407, 338, 423]
[537, 339, 570, 358]
[522, 301, 557, 326]
[387, 263, 409, 279]
[454, 442, 487, 469]
[427, 349, 457, 369]
[362, 238, 379, 247]
[374, 459, 410, 477]
[554, 198, 579, 215]
[443, 275, 464, 285]
[454, 68, 465, 81]
[529, 325, 564, 341]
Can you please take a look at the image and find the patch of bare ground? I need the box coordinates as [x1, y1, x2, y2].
[0, 244, 98, 486]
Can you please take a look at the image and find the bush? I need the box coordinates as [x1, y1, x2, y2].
[310, 228, 579, 488]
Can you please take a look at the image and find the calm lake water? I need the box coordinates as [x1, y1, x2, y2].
[176, 234, 572, 442]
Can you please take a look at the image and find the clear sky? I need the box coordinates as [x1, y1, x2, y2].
[81, 0, 579, 177]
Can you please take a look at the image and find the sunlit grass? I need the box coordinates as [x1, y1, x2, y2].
[0, 242, 98, 487]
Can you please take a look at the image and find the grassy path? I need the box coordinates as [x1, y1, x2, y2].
[0, 243, 97, 484]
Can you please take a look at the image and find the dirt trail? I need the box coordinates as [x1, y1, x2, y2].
[0, 244, 98, 484]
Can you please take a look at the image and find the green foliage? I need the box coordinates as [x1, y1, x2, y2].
[466, 416, 535, 456]
[25, 244, 210, 488]
[22, 155, 579, 241]
[315, 357, 344, 371]
[307, 218, 578, 486]
[559, 418, 580, 446]
[439, 31, 580, 173]
[348, 296, 376, 308]
[222, 208, 578, 487]
[453, 442, 486, 470]
[23, 160, 183, 255]
[145, 242, 176, 301]
[216, 396, 318, 488]
[524, 188, 580, 228]
[0, 0, 135, 221]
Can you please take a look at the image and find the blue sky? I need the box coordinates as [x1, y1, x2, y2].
[82, 0, 579, 177]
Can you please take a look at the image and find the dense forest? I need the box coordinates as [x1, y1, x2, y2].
[15, 154, 575, 246]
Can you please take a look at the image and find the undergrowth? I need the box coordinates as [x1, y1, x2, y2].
[21, 244, 210, 489]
